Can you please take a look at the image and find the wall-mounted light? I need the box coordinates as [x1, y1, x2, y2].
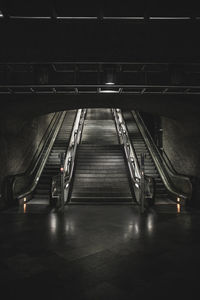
[104, 66, 116, 85]
[0, 10, 3, 18]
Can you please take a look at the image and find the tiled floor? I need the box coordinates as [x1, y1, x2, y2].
[0, 204, 199, 299]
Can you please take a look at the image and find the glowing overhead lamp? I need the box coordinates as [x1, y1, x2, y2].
[105, 67, 116, 85]
[100, 66, 118, 93]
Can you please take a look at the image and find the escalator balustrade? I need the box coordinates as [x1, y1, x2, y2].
[28, 110, 77, 205]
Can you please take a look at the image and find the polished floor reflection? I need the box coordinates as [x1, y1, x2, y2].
[0, 205, 199, 299]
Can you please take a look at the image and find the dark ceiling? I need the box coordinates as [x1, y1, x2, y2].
[0, 0, 200, 63]
[0, 1, 200, 100]
[1, 0, 199, 18]
[1, 62, 200, 96]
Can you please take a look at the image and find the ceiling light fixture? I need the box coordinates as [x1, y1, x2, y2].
[104, 16, 144, 20]
[105, 67, 116, 85]
[56, 16, 97, 20]
[99, 88, 119, 93]
[106, 82, 115, 85]
[149, 16, 191, 20]
[9, 16, 51, 20]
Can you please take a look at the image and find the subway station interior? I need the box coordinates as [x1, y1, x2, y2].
[1, 1, 200, 299]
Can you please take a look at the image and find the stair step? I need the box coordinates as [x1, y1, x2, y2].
[70, 197, 133, 203]
[70, 109, 133, 201]
[73, 186, 131, 191]
[75, 173, 130, 177]
[75, 170, 128, 174]
[72, 194, 132, 198]
[73, 178, 129, 182]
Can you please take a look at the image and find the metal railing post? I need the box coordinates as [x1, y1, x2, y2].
[51, 109, 87, 207]
[140, 153, 145, 213]
[112, 108, 142, 205]
[60, 152, 65, 211]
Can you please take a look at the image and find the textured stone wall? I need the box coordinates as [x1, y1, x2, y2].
[162, 116, 200, 205]
[162, 117, 200, 177]
[0, 113, 54, 207]
[139, 112, 200, 205]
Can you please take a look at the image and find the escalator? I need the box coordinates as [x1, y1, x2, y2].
[28, 110, 77, 205]
[50, 108, 191, 209]
[69, 108, 134, 203]
[122, 110, 181, 205]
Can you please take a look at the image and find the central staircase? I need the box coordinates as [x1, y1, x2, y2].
[70, 108, 134, 203]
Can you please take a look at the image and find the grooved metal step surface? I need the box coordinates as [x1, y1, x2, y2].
[70, 108, 134, 203]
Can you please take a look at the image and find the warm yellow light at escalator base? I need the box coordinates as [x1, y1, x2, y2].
[177, 203, 181, 213]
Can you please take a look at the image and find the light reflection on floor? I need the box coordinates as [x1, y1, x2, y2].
[46, 205, 160, 244]
[1, 202, 199, 299]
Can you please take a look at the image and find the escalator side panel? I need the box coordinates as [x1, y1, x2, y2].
[122, 110, 174, 204]
[29, 110, 77, 204]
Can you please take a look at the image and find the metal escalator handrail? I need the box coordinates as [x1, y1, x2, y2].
[13, 112, 59, 178]
[132, 110, 192, 200]
[64, 109, 86, 179]
[112, 108, 143, 204]
[134, 110, 192, 188]
[3, 112, 61, 205]
[116, 110, 141, 179]
[13, 111, 67, 200]
[27, 112, 62, 176]
[53, 109, 87, 205]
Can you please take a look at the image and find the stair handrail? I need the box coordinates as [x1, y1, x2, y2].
[11, 111, 66, 202]
[52, 109, 87, 206]
[132, 111, 192, 202]
[112, 108, 143, 204]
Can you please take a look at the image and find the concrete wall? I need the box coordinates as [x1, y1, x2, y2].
[0, 113, 54, 208]
[138, 112, 200, 205]
[162, 116, 200, 205]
